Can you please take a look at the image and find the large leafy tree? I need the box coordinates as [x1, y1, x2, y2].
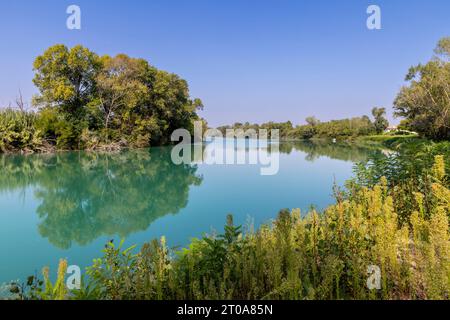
[372, 107, 389, 134]
[32, 45, 102, 148]
[148, 70, 203, 144]
[29, 45, 203, 149]
[33, 44, 101, 115]
[394, 37, 450, 140]
[96, 54, 151, 139]
[305, 116, 320, 127]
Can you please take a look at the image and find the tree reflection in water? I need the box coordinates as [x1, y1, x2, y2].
[0, 148, 202, 249]
[0, 140, 382, 249]
[278, 140, 383, 163]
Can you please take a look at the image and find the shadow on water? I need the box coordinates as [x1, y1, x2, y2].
[278, 140, 383, 163]
[0, 140, 382, 249]
[0, 148, 202, 249]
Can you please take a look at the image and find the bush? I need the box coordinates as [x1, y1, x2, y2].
[0, 109, 43, 153]
[15, 156, 450, 300]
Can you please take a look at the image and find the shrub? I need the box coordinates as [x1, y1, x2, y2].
[16, 157, 449, 300]
[0, 109, 43, 153]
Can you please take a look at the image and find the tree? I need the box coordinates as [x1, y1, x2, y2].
[33, 44, 101, 115]
[371, 107, 389, 134]
[305, 116, 320, 127]
[394, 37, 450, 140]
[27, 44, 203, 150]
[147, 70, 203, 144]
[397, 119, 413, 131]
[15, 89, 27, 112]
[31, 45, 102, 148]
[96, 54, 150, 140]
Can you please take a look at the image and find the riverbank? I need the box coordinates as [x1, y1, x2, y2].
[355, 134, 422, 146]
[282, 134, 426, 154]
[8, 155, 449, 300]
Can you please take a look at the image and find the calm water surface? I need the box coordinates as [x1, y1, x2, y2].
[0, 141, 381, 285]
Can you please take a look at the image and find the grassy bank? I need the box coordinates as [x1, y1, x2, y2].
[9, 155, 449, 300]
[356, 134, 421, 146]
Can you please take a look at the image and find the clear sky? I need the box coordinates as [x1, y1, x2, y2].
[0, 0, 448, 126]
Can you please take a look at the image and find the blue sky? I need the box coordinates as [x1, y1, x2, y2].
[0, 0, 448, 126]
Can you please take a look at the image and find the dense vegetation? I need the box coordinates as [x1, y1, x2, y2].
[279, 140, 383, 163]
[0, 45, 203, 153]
[2, 38, 448, 152]
[0, 109, 44, 153]
[217, 38, 449, 142]
[0, 140, 378, 255]
[394, 37, 449, 140]
[356, 139, 450, 187]
[2, 38, 449, 301]
[9, 150, 449, 300]
[217, 108, 389, 141]
[292, 112, 383, 140]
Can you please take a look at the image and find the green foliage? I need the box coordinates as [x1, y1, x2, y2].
[9, 259, 69, 300]
[32, 45, 101, 114]
[86, 162, 450, 300]
[41, 259, 69, 300]
[86, 240, 140, 300]
[218, 116, 378, 141]
[0, 109, 44, 153]
[1, 44, 203, 153]
[355, 139, 450, 188]
[394, 37, 450, 140]
[217, 121, 294, 140]
[297, 115, 376, 139]
[279, 140, 383, 163]
[7, 274, 43, 300]
[354, 140, 450, 224]
[372, 107, 389, 134]
[95, 54, 151, 143]
[20, 156, 450, 300]
[0, 148, 202, 249]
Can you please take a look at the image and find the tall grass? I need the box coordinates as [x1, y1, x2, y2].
[0, 108, 43, 153]
[12, 156, 450, 300]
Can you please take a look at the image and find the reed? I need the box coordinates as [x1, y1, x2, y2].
[16, 156, 450, 300]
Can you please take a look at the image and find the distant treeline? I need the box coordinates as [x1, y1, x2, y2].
[217, 108, 389, 140]
[217, 37, 450, 142]
[1, 38, 448, 154]
[0, 45, 204, 153]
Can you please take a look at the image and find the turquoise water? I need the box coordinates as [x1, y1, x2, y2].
[0, 141, 380, 285]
